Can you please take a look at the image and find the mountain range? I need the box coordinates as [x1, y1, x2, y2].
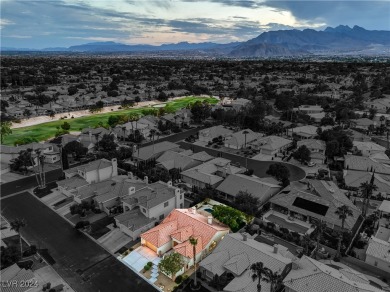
[2, 25, 390, 57]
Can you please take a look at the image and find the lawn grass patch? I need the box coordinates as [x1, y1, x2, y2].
[4, 96, 218, 145]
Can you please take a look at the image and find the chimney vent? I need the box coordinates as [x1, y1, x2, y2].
[191, 206, 197, 214]
[207, 216, 212, 225]
[144, 176, 148, 184]
[242, 233, 248, 241]
[128, 172, 134, 180]
[273, 244, 278, 254]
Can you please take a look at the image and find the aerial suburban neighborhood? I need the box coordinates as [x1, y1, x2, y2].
[1, 1, 390, 292]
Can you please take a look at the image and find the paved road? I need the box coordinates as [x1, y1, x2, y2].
[1, 168, 63, 197]
[177, 141, 306, 181]
[1, 192, 156, 292]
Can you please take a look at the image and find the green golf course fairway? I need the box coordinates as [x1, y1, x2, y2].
[4, 96, 218, 145]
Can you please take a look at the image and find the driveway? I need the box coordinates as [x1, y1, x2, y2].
[1, 191, 157, 292]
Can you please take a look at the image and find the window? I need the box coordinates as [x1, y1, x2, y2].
[374, 261, 378, 266]
[180, 195, 183, 200]
[164, 201, 169, 208]
[159, 214, 164, 220]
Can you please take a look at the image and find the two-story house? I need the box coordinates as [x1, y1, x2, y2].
[115, 181, 185, 241]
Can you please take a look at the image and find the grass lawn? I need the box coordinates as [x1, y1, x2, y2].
[4, 96, 218, 145]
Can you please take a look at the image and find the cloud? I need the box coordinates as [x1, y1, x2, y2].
[1, 0, 388, 48]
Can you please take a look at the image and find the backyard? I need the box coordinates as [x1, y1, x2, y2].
[3, 96, 218, 145]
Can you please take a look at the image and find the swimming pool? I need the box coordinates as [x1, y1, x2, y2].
[204, 208, 213, 213]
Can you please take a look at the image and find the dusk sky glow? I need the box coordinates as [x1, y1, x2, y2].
[1, 0, 389, 49]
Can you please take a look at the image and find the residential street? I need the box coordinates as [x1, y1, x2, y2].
[1, 191, 157, 292]
[0, 168, 63, 197]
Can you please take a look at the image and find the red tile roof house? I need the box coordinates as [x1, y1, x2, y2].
[140, 208, 230, 278]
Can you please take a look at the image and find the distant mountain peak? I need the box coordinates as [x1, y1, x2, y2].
[324, 25, 352, 32]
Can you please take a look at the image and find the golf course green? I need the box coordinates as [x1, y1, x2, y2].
[4, 96, 218, 145]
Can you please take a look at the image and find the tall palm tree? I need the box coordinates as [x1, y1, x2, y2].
[10, 219, 27, 259]
[310, 219, 327, 259]
[242, 130, 249, 149]
[149, 129, 157, 154]
[189, 236, 198, 287]
[267, 270, 281, 292]
[334, 205, 353, 259]
[121, 126, 126, 142]
[250, 262, 271, 292]
[360, 173, 378, 217]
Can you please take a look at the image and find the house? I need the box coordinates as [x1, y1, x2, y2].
[267, 180, 361, 233]
[216, 174, 281, 204]
[284, 255, 383, 292]
[131, 141, 180, 162]
[181, 158, 245, 189]
[140, 208, 229, 277]
[224, 129, 262, 149]
[365, 227, 390, 274]
[230, 98, 251, 111]
[1, 142, 60, 165]
[199, 233, 295, 292]
[343, 170, 390, 196]
[293, 105, 325, 123]
[156, 149, 212, 172]
[287, 125, 320, 139]
[64, 158, 118, 182]
[344, 155, 390, 175]
[198, 125, 234, 143]
[297, 139, 326, 164]
[378, 200, 390, 218]
[1, 263, 38, 292]
[353, 141, 387, 157]
[113, 121, 151, 140]
[250, 136, 293, 157]
[351, 118, 376, 130]
[365, 97, 390, 113]
[115, 180, 185, 240]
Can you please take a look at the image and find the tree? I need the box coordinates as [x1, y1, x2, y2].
[234, 191, 260, 216]
[250, 262, 271, 292]
[267, 270, 281, 292]
[33, 149, 46, 189]
[266, 164, 290, 186]
[158, 252, 184, 280]
[325, 140, 339, 158]
[243, 130, 249, 148]
[108, 115, 121, 127]
[135, 96, 141, 104]
[301, 234, 312, 256]
[1, 246, 20, 269]
[23, 109, 32, 118]
[191, 100, 211, 123]
[61, 122, 71, 131]
[334, 205, 353, 259]
[13, 137, 38, 146]
[10, 219, 26, 259]
[311, 219, 327, 259]
[10, 149, 33, 174]
[64, 140, 88, 160]
[99, 134, 117, 152]
[157, 91, 168, 101]
[293, 145, 311, 164]
[360, 173, 378, 217]
[1, 121, 12, 144]
[189, 237, 199, 288]
[212, 205, 245, 231]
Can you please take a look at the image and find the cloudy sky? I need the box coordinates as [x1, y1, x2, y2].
[1, 0, 389, 49]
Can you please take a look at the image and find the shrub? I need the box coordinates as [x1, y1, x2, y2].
[75, 221, 90, 229]
[175, 275, 183, 284]
[144, 265, 151, 271]
[147, 261, 153, 267]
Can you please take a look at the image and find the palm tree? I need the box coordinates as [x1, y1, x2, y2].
[310, 219, 327, 259]
[242, 130, 249, 149]
[335, 205, 353, 230]
[10, 219, 27, 259]
[250, 262, 271, 292]
[267, 270, 281, 292]
[334, 205, 353, 259]
[189, 236, 198, 287]
[380, 115, 385, 126]
[149, 129, 157, 154]
[121, 126, 126, 142]
[360, 173, 378, 217]
[301, 234, 312, 256]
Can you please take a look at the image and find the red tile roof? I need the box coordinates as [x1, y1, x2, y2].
[141, 209, 229, 252]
